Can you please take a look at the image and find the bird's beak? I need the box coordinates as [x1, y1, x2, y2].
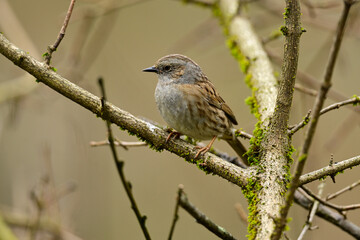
[142, 66, 158, 73]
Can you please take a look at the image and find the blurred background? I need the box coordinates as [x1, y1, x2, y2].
[0, 0, 359, 239]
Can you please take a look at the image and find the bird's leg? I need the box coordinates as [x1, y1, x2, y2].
[194, 136, 217, 159]
[165, 131, 182, 143]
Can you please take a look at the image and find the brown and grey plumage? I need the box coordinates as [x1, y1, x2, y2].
[144, 54, 247, 164]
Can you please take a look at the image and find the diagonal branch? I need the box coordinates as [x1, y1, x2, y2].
[97, 78, 151, 240]
[177, 185, 238, 240]
[0, 33, 252, 188]
[294, 190, 360, 239]
[44, 0, 76, 65]
[326, 179, 360, 201]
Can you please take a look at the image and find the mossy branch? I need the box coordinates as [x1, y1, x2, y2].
[0, 33, 252, 188]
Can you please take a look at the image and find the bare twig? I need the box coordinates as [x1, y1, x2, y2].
[168, 185, 183, 240]
[29, 178, 47, 240]
[320, 96, 360, 115]
[44, 0, 76, 65]
[262, 30, 282, 45]
[294, 83, 317, 96]
[288, 110, 311, 135]
[89, 139, 147, 150]
[300, 186, 360, 214]
[299, 0, 354, 156]
[277, 2, 356, 237]
[295, 190, 360, 239]
[289, 96, 360, 135]
[299, 155, 360, 185]
[234, 130, 253, 140]
[300, 186, 343, 213]
[89, 137, 247, 168]
[297, 182, 325, 240]
[327, 179, 360, 200]
[178, 186, 237, 240]
[97, 78, 151, 240]
[267, 47, 360, 116]
[234, 203, 248, 224]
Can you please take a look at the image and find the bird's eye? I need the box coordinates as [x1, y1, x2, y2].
[164, 65, 171, 71]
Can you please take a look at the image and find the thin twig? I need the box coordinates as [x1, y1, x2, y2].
[300, 186, 360, 214]
[320, 96, 360, 115]
[234, 203, 248, 224]
[294, 190, 360, 239]
[297, 182, 325, 240]
[89, 139, 147, 149]
[267, 46, 360, 116]
[44, 0, 76, 65]
[300, 186, 344, 213]
[97, 78, 151, 240]
[277, 2, 355, 237]
[178, 186, 237, 240]
[29, 181, 46, 240]
[289, 96, 360, 135]
[234, 130, 253, 140]
[288, 110, 311, 135]
[262, 30, 282, 45]
[326, 179, 360, 200]
[299, 154, 360, 185]
[294, 83, 317, 96]
[168, 185, 183, 240]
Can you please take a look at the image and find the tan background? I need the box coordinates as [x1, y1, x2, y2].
[0, 0, 359, 239]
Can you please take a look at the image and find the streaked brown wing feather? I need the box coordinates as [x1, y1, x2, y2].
[196, 80, 238, 125]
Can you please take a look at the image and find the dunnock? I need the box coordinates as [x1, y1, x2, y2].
[143, 54, 247, 164]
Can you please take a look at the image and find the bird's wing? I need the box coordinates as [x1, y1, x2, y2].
[195, 80, 238, 125]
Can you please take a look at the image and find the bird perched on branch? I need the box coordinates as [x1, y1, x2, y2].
[143, 54, 247, 165]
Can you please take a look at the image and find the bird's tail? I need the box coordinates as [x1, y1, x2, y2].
[225, 138, 248, 166]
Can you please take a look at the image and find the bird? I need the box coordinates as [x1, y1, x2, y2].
[143, 54, 247, 164]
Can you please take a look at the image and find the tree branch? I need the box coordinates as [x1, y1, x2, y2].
[177, 185, 238, 240]
[301, 185, 360, 213]
[276, 1, 355, 237]
[97, 78, 151, 240]
[44, 0, 76, 65]
[320, 96, 360, 115]
[216, 0, 298, 238]
[326, 179, 360, 201]
[299, 155, 360, 185]
[0, 33, 252, 188]
[263, 0, 303, 238]
[289, 95, 359, 135]
[294, 191, 360, 239]
[297, 182, 325, 240]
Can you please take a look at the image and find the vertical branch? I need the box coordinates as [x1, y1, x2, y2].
[168, 185, 183, 240]
[97, 78, 151, 240]
[274, 0, 356, 238]
[261, 0, 302, 239]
